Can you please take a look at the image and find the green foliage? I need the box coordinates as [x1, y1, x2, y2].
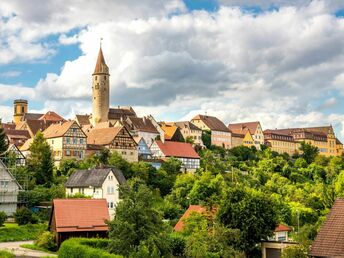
[0, 127, 9, 157]
[59, 238, 122, 258]
[281, 245, 308, 258]
[299, 141, 319, 164]
[67, 193, 91, 198]
[58, 158, 79, 176]
[201, 130, 211, 149]
[108, 180, 171, 257]
[14, 207, 38, 225]
[185, 136, 195, 144]
[23, 185, 65, 208]
[0, 223, 45, 242]
[0, 211, 7, 227]
[35, 231, 57, 251]
[218, 188, 278, 255]
[0, 250, 14, 258]
[27, 131, 54, 186]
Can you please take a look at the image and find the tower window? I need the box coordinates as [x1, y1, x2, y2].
[21, 106, 25, 113]
[104, 76, 106, 80]
[95, 76, 97, 80]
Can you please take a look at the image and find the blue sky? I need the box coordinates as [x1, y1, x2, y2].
[1, 0, 344, 139]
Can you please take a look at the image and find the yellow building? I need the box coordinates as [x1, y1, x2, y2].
[228, 121, 264, 149]
[191, 115, 231, 149]
[43, 121, 87, 165]
[173, 121, 203, 145]
[13, 99, 28, 124]
[264, 126, 343, 157]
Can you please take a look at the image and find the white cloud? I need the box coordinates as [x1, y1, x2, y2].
[2, 0, 344, 140]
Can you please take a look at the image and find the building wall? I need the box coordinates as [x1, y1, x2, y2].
[231, 136, 243, 148]
[65, 171, 121, 219]
[190, 119, 210, 131]
[111, 148, 138, 162]
[0, 162, 20, 216]
[138, 131, 159, 147]
[266, 139, 300, 156]
[242, 132, 254, 148]
[211, 130, 232, 149]
[252, 123, 264, 149]
[179, 128, 203, 145]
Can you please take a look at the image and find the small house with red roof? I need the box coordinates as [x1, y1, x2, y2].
[150, 140, 200, 172]
[49, 199, 110, 246]
[174, 205, 209, 232]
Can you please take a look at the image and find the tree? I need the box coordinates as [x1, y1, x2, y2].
[108, 180, 170, 257]
[201, 130, 211, 149]
[26, 131, 54, 186]
[281, 245, 308, 258]
[185, 136, 194, 144]
[299, 142, 319, 164]
[0, 127, 8, 156]
[218, 188, 278, 256]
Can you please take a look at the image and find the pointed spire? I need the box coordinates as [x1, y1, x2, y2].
[93, 43, 109, 75]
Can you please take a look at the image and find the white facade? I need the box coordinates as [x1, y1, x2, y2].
[65, 170, 121, 219]
[252, 123, 264, 149]
[138, 131, 159, 147]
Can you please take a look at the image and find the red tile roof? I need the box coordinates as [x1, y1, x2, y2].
[228, 121, 260, 135]
[275, 224, 292, 232]
[43, 121, 80, 139]
[155, 140, 199, 159]
[39, 111, 65, 122]
[86, 127, 122, 145]
[51, 199, 109, 233]
[310, 198, 344, 257]
[174, 205, 207, 232]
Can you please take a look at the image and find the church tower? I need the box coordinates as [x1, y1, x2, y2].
[92, 46, 110, 125]
[13, 99, 28, 124]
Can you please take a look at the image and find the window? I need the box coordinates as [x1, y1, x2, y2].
[108, 175, 113, 181]
[107, 186, 114, 194]
[110, 202, 113, 208]
[21, 106, 25, 113]
[73, 138, 77, 144]
[80, 138, 84, 144]
[73, 150, 78, 156]
[66, 150, 71, 156]
[66, 137, 70, 144]
[70, 187, 73, 193]
[79, 188, 84, 194]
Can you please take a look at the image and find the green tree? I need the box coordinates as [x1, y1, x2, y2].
[299, 142, 319, 164]
[26, 131, 54, 186]
[281, 245, 308, 258]
[0, 127, 8, 158]
[185, 136, 195, 144]
[0, 211, 7, 227]
[108, 180, 170, 257]
[201, 130, 211, 149]
[218, 188, 278, 256]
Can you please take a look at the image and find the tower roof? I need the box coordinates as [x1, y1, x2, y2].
[93, 47, 109, 75]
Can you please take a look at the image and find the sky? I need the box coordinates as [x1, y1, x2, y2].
[1, 0, 344, 139]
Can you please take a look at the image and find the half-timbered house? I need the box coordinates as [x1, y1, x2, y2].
[86, 126, 138, 162]
[43, 121, 87, 165]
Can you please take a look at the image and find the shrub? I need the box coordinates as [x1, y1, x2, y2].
[35, 231, 57, 251]
[0, 211, 7, 227]
[14, 207, 38, 225]
[281, 245, 308, 258]
[0, 250, 15, 258]
[0, 223, 45, 242]
[59, 238, 123, 258]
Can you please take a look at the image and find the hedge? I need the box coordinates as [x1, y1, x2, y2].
[58, 238, 123, 258]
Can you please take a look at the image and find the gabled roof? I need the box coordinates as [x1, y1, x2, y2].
[50, 199, 109, 233]
[228, 121, 260, 135]
[275, 224, 292, 232]
[127, 117, 159, 134]
[4, 129, 30, 140]
[192, 115, 229, 132]
[154, 140, 199, 159]
[17, 119, 55, 136]
[1, 123, 16, 130]
[108, 107, 137, 120]
[20, 138, 33, 151]
[0, 159, 22, 190]
[43, 121, 82, 139]
[86, 127, 122, 145]
[310, 198, 344, 257]
[75, 114, 91, 126]
[21, 113, 44, 121]
[174, 121, 202, 131]
[93, 47, 109, 75]
[160, 124, 179, 140]
[38, 111, 65, 122]
[65, 167, 126, 188]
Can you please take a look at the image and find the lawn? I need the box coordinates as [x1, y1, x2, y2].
[0, 223, 46, 242]
[20, 243, 57, 254]
[0, 250, 15, 258]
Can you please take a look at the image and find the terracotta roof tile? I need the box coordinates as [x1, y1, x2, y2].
[93, 47, 109, 75]
[43, 121, 79, 139]
[155, 140, 199, 159]
[86, 127, 122, 145]
[51, 199, 109, 233]
[160, 124, 179, 140]
[192, 115, 229, 132]
[173, 121, 202, 131]
[127, 117, 159, 134]
[275, 224, 292, 232]
[310, 198, 344, 257]
[228, 121, 260, 135]
[108, 107, 136, 120]
[21, 113, 44, 121]
[75, 114, 91, 126]
[39, 111, 65, 122]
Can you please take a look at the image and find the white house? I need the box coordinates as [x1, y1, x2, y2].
[0, 159, 22, 215]
[150, 140, 200, 172]
[65, 167, 126, 218]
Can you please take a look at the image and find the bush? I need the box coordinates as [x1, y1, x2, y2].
[0, 223, 45, 242]
[59, 238, 123, 258]
[0, 250, 15, 258]
[14, 207, 38, 225]
[35, 231, 57, 251]
[0, 211, 7, 227]
[281, 245, 308, 258]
